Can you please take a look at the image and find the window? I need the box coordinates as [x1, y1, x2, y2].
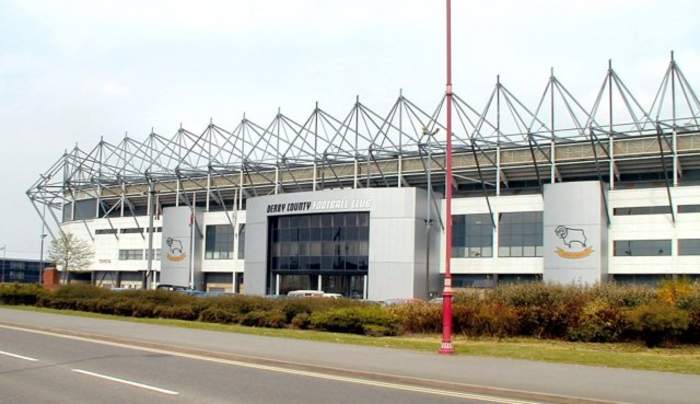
[145, 249, 161, 260]
[678, 205, 700, 213]
[74, 199, 97, 220]
[118, 249, 144, 260]
[452, 214, 493, 257]
[269, 212, 369, 273]
[205, 225, 234, 260]
[498, 212, 543, 257]
[95, 228, 118, 235]
[121, 228, 143, 234]
[613, 206, 671, 215]
[238, 224, 246, 259]
[613, 240, 671, 256]
[62, 203, 73, 222]
[679, 239, 700, 256]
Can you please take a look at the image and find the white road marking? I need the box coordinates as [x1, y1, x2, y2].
[0, 349, 39, 362]
[71, 368, 179, 396]
[0, 323, 611, 404]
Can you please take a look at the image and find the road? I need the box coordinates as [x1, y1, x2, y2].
[1, 307, 700, 403]
[0, 326, 498, 404]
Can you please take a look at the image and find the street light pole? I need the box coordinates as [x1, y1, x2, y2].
[1, 245, 6, 284]
[39, 234, 47, 284]
[439, 0, 455, 355]
[39, 203, 47, 285]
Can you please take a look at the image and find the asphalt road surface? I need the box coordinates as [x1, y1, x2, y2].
[0, 326, 516, 404]
[2, 307, 700, 404]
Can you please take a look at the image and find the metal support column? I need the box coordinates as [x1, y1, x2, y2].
[495, 145, 501, 196]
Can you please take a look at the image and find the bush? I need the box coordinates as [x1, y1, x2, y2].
[658, 279, 697, 306]
[588, 283, 657, 308]
[291, 312, 311, 329]
[389, 302, 441, 334]
[466, 303, 520, 338]
[154, 304, 198, 320]
[241, 310, 286, 328]
[677, 292, 700, 343]
[567, 298, 626, 342]
[0, 283, 45, 305]
[491, 283, 585, 338]
[9, 282, 700, 345]
[199, 306, 241, 324]
[309, 306, 399, 336]
[278, 297, 357, 323]
[627, 304, 690, 347]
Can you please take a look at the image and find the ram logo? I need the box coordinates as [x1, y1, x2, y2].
[554, 225, 593, 259]
[166, 237, 186, 262]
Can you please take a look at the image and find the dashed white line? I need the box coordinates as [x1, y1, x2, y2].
[0, 349, 39, 362]
[0, 323, 587, 403]
[71, 369, 179, 396]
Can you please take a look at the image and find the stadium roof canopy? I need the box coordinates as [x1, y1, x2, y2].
[28, 53, 700, 239]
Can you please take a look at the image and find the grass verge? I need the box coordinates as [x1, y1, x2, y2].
[3, 304, 700, 375]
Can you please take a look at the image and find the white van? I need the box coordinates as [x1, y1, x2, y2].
[287, 290, 324, 298]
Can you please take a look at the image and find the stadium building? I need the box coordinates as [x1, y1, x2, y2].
[28, 54, 700, 300]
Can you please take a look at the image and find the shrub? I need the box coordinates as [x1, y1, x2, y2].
[470, 303, 520, 338]
[677, 292, 700, 343]
[658, 279, 697, 306]
[131, 302, 157, 318]
[154, 304, 198, 320]
[491, 283, 584, 338]
[241, 310, 286, 328]
[588, 283, 657, 308]
[199, 306, 240, 324]
[567, 298, 626, 342]
[389, 302, 441, 334]
[309, 306, 399, 336]
[362, 324, 393, 337]
[278, 297, 357, 322]
[627, 304, 690, 347]
[291, 312, 311, 329]
[0, 283, 45, 305]
[52, 284, 112, 300]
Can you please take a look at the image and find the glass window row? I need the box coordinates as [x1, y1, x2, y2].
[274, 213, 369, 229]
[118, 249, 161, 261]
[613, 239, 700, 256]
[204, 224, 245, 260]
[271, 241, 369, 257]
[271, 256, 369, 272]
[452, 212, 543, 258]
[271, 226, 369, 242]
[269, 213, 369, 274]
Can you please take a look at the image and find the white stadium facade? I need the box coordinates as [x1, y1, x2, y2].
[28, 54, 700, 300]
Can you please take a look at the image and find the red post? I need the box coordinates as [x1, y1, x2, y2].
[439, 0, 455, 355]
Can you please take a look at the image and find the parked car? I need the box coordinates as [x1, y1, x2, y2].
[381, 298, 423, 306]
[156, 284, 190, 292]
[287, 290, 344, 298]
[287, 290, 325, 298]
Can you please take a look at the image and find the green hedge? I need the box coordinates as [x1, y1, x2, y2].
[1, 281, 699, 345]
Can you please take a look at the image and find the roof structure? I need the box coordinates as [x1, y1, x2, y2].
[28, 53, 700, 240]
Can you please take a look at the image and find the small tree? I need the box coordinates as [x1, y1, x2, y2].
[49, 233, 93, 284]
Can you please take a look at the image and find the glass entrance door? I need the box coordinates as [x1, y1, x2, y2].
[321, 275, 364, 299]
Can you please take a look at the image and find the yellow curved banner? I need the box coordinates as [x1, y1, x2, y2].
[167, 253, 187, 262]
[554, 246, 593, 259]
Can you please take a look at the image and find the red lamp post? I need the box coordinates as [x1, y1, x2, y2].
[439, 0, 455, 355]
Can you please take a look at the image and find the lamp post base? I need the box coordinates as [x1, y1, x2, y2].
[438, 341, 455, 354]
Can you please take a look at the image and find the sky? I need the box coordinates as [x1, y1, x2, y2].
[0, 0, 699, 259]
